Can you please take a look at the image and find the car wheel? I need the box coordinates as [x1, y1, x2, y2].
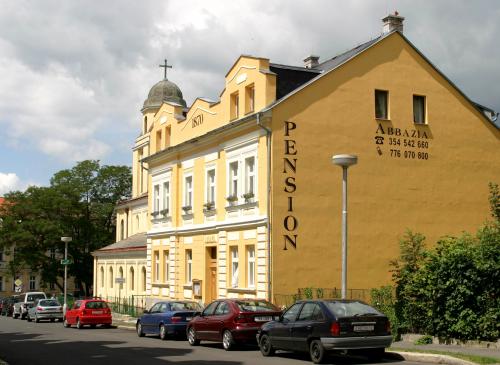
[63, 318, 70, 328]
[27, 315, 32, 322]
[310, 339, 326, 364]
[159, 324, 168, 340]
[136, 322, 145, 337]
[76, 318, 82, 329]
[35, 314, 40, 323]
[259, 334, 275, 356]
[222, 330, 235, 351]
[187, 327, 200, 346]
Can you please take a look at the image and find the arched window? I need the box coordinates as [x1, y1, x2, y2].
[100, 267, 104, 288]
[129, 267, 135, 291]
[120, 219, 125, 240]
[119, 267, 124, 290]
[141, 266, 146, 292]
[109, 267, 114, 289]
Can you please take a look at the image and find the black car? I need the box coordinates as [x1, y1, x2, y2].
[257, 299, 392, 364]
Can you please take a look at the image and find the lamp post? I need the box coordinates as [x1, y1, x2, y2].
[61, 236, 72, 314]
[331, 154, 358, 299]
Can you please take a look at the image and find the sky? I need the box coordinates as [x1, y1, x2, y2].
[0, 0, 499, 195]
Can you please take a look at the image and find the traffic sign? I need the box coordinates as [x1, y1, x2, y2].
[14, 279, 22, 286]
[60, 259, 72, 265]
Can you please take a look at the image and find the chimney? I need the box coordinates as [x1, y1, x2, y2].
[303, 55, 320, 69]
[382, 11, 405, 34]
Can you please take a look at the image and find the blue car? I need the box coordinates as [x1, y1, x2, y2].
[136, 300, 203, 340]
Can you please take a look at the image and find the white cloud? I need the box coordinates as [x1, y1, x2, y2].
[0, 173, 23, 195]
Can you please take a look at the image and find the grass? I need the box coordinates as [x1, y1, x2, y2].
[389, 347, 500, 365]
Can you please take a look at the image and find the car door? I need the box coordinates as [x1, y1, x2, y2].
[292, 302, 326, 351]
[67, 301, 81, 324]
[269, 302, 302, 350]
[152, 303, 169, 334]
[142, 303, 161, 333]
[195, 301, 219, 340]
[211, 301, 232, 341]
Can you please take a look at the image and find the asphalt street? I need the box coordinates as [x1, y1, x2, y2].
[0, 315, 426, 365]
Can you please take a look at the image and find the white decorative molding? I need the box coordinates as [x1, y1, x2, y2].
[227, 231, 239, 241]
[236, 73, 247, 84]
[184, 237, 193, 244]
[227, 65, 257, 84]
[181, 158, 194, 169]
[243, 229, 256, 240]
[204, 151, 219, 162]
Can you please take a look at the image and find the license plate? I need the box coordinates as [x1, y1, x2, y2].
[254, 316, 273, 322]
[354, 325, 374, 332]
[92, 311, 103, 315]
[186, 317, 192, 321]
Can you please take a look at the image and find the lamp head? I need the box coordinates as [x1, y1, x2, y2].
[61, 237, 72, 243]
[332, 154, 358, 167]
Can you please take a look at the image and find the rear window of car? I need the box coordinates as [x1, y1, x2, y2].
[325, 301, 382, 318]
[39, 300, 60, 307]
[85, 301, 108, 309]
[170, 302, 202, 311]
[27, 294, 46, 302]
[236, 300, 277, 312]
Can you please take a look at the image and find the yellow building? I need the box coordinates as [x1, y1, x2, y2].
[94, 13, 499, 306]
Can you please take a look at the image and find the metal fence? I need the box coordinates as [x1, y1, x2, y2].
[105, 295, 147, 317]
[273, 288, 372, 308]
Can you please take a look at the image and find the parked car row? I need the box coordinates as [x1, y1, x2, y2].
[2, 293, 392, 364]
[135, 298, 392, 364]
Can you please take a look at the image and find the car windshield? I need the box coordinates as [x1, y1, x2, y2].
[39, 300, 60, 307]
[325, 301, 382, 318]
[27, 294, 45, 302]
[170, 302, 202, 311]
[85, 301, 108, 309]
[236, 300, 277, 312]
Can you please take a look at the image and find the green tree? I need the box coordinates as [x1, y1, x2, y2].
[0, 160, 131, 295]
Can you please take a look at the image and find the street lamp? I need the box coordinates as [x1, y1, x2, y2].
[331, 154, 358, 299]
[61, 236, 72, 314]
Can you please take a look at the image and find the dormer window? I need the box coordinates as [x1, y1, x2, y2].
[231, 92, 239, 120]
[246, 84, 255, 113]
[375, 90, 389, 120]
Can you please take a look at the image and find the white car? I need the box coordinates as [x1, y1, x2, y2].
[13, 292, 47, 319]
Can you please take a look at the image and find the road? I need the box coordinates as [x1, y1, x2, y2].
[1, 315, 425, 365]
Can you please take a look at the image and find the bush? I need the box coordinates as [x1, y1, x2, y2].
[415, 335, 433, 345]
[371, 286, 400, 341]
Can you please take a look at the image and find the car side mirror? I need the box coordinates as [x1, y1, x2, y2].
[143, 309, 149, 314]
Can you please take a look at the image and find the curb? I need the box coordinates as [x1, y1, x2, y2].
[388, 351, 477, 365]
[115, 324, 136, 331]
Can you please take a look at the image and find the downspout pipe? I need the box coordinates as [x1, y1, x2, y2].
[256, 112, 273, 302]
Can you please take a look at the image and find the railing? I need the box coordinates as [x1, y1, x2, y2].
[105, 295, 147, 317]
[274, 288, 372, 308]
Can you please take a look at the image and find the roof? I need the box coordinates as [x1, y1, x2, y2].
[263, 31, 499, 129]
[94, 233, 147, 253]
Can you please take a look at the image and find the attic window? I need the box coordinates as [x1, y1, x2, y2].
[246, 84, 255, 114]
[143, 116, 148, 134]
[375, 90, 389, 119]
[231, 92, 239, 120]
[413, 95, 426, 124]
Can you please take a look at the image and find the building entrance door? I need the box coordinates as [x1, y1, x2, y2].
[205, 246, 217, 303]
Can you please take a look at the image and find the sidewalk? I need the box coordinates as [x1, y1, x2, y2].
[391, 338, 500, 359]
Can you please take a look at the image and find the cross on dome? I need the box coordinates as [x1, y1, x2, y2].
[159, 59, 172, 80]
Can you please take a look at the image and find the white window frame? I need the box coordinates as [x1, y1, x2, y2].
[247, 246, 255, 288]
[183, 173, 193, 209]
[164, 250, 170, 282]
[226, 143, 258, 205]
[162, 180, 170, 215]
[206, 167, 216, 204]
[154, 251, 160, 282]
[231, 247, 239, 288]
[244, 156, 255, 196]
[153, 184, 160, 214]
[186, 250, 192, 284]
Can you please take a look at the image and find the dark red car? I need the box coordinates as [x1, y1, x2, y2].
[63, 299, 112, 329]
[186, 299, 281, 350]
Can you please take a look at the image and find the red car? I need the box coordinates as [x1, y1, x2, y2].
[187, 299, 281, 350]
[63, 299, 112, 329]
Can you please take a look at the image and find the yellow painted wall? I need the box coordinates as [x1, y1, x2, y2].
[270, 32, 500, 297]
